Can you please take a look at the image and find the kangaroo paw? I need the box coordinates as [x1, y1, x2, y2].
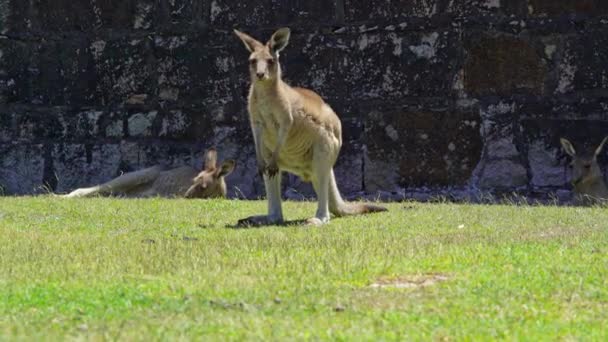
[265, 160, 279, 178]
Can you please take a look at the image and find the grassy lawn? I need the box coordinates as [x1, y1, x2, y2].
[0, 197, 607, 340]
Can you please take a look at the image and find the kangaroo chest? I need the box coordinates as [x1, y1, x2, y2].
[250, 95, 284, 128]
[250, 99, 315, 175]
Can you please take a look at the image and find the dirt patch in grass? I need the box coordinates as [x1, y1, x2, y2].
[369, 274, 450, 289]
[348, 274, 451, 310]
[519, 226, 589, 243]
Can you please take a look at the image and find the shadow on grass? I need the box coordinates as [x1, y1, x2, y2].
[226, 218, 310, 229]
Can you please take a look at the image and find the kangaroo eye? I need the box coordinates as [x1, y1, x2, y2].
[267, 58, 275, 65]
[584, 164, 591, 169]
[249, 59, 256, 66]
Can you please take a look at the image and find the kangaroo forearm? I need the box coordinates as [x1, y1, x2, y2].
[271, 113, 293, 159]
[272, 125, 290, 159]
[251, 122, 265, 162]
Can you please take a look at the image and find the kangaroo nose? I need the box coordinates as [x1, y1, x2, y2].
[256, 72, 265, 79]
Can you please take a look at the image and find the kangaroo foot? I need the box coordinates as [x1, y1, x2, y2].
[305, 217, 329, 226]
[62, 188, 98, 198]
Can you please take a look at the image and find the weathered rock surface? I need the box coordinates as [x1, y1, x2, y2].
[1, 0, 608, 201]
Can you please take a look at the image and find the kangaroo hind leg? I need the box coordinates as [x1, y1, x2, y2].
[62, 166, 162, 198]
[308, 147, 334, 226]
[237, 173, 284, 227]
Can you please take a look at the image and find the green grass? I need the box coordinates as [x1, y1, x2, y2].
[0, 197, 607, 340]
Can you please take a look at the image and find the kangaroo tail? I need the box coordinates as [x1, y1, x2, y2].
[63, 166, 163, 198]
[328, 169, 387, 217]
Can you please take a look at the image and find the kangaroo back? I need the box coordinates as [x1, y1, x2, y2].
[62, 166, 163, 198]
[136, 166, 199, 197]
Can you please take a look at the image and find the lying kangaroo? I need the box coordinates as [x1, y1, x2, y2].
[62, 148, 235, 198]
[234, 27, 387, 226]
[560, 137, 608, 205]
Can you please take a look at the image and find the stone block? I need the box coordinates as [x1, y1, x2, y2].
[29, 38, 98, 106]
[336, 117, 364, 194]
[0, 143, 45, 195]
[0, 0, 31, 34]
[0, 108, 10, 143]
[229, 152, 262, 199]
[52, 143, 121, 193]
[528, 0, 608, 16]
[460, 0, 528, 17]
[0, 106, 66, 142]
[165, 0, 202, 25]
[159, 110, 190, 139]
[464, 34, 547, 96]
[338, 30, 458, 101]
[364, 108, 483, 190]
[0, 39, 31, 105]
[528, 140, 566, 187]
[92, 37, 156, 106]
[478, 102, 524, 162]
[96, 111, 123, 138]
[2, 106, 119, 143]
[211, 0, 336, 28]
[521, 116, 608, 148]
[31, 0, 159, 32]
[556, 31, 608, 95]
[155, 34, 235, 108]
[32, 0, 110, 32]
[478, 159, 528, 189]
[127, 111, 158, 137]
[344, 0, 455, 22]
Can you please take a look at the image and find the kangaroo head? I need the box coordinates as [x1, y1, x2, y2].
[234, 27, 291, 82]
[184, 148, 236, 198]
[561, 137, 608, 187]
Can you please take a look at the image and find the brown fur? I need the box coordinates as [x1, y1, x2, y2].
[560, 137, 608, 205]
[61, 149, 235, 199]
[234, 27, 386, 226]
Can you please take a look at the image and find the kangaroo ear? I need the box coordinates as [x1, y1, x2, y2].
[560, 138, 577, 157]
[595, 136, 608, 156]
[268, 27, 290, 55]
[217, 160, 236, 177]
[204, 148, 218, 170]
[234, 29, 262, 52]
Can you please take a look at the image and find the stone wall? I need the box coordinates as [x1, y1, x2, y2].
[1, 0, 608, 201]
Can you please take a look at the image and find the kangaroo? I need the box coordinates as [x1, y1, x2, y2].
[234, 27, 387, 226]
[560, 137, 608, 205]
[61, 148, 235, 198]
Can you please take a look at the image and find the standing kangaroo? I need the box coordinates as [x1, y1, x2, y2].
[61, 148, 235, 198]
[234, 27, 387, 226]
[560, 137, 608, 205]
